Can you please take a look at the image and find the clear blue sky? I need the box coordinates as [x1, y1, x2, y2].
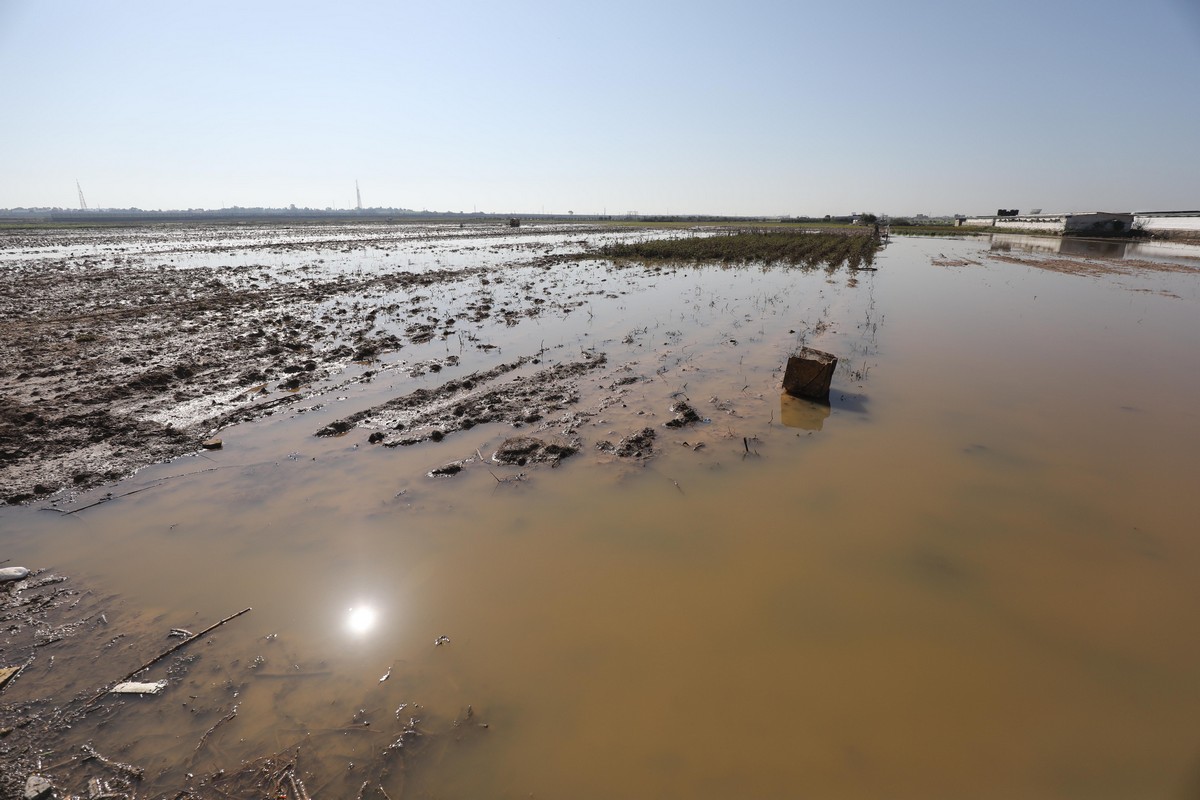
[2, 0, 1197, 216]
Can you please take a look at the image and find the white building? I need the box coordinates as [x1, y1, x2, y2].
[1132, 211, 1200, 239]
[957, 212, 1133, 235]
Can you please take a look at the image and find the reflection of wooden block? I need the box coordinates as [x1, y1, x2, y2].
[782, 347, 838, 400]
[780, 393, 831, 431]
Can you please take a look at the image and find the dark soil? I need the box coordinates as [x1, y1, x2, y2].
[596, 427, 657, 459]
[0, 223, 600, 504]
[493, 435, 579, 466]
[665, 401, 702, 428]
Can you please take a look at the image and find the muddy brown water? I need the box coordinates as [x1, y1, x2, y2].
[3, 228, 1200, 798]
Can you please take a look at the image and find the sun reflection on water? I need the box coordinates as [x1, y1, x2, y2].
[346, 605, 378, 635]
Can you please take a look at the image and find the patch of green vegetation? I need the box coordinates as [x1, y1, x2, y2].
[597, 229, 881, 269]
[888, 224, 989, 237]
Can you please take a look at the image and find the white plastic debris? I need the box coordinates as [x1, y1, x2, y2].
[0, 567, 30, 583]
[111, 680, 167, 695]
[24, 774, 53, 800]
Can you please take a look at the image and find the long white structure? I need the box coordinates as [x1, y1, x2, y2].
[1133, 211, 1200, 238]
[957, 212, 1133, 235]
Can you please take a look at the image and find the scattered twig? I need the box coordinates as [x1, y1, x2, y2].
[54, 480, 169, 515]
[286, 768, 312, 800]
[85, 607, 252, 708]
[194, 704, 239, 754]
[82, 743, 144, 780]
[51, 466, 231, 515]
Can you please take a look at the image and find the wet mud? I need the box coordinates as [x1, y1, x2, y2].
[0, 224, 620, 503]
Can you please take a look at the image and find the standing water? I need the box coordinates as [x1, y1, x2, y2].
[2, 228, 1199, 799]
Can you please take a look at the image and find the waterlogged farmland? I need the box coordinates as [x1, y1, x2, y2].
[2, 223, 1199, 799]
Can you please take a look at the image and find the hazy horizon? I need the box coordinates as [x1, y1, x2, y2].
[2, 0, 1198, 216]
[0, 197, 1185, 214]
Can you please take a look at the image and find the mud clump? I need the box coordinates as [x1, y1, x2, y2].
[597, 427, 657, 459]
[664, 401, 701, 428]
[315, 420, 354, 437]
[493, 435, 579, 466]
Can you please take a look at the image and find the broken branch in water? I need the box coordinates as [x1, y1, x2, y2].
[85, 607, 252, 708]
[51, 479, 169, 515]
[51, 466, 230, 515]
[194, 704, 239, 754]
[82, 743, 145, 780]
[287, 769, 312, 800]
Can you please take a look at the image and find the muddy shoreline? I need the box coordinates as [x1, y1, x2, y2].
[2, 222, 881, 504]
[0, 224, 613, 504]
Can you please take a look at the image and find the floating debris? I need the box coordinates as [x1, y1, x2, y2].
[0, 661, 30, 693]
[0, 567, 30, 583]
[23, 774, 53, 800]
[110, 680, 167, 695]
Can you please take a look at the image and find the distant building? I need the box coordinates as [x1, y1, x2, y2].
[1132, 211, 1200, 239]
[956, 212, 1133, 235]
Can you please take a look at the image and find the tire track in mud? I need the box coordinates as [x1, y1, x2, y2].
[314, 352, 609, 447]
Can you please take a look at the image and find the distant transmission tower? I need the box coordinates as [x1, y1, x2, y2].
[356, 180, 362, 211]
[76, 180, 88, 211]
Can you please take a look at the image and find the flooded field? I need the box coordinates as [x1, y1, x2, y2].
[2, 224, 1200, 799]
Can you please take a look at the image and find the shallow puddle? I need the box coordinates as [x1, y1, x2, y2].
[3, 229, 1200, 798]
